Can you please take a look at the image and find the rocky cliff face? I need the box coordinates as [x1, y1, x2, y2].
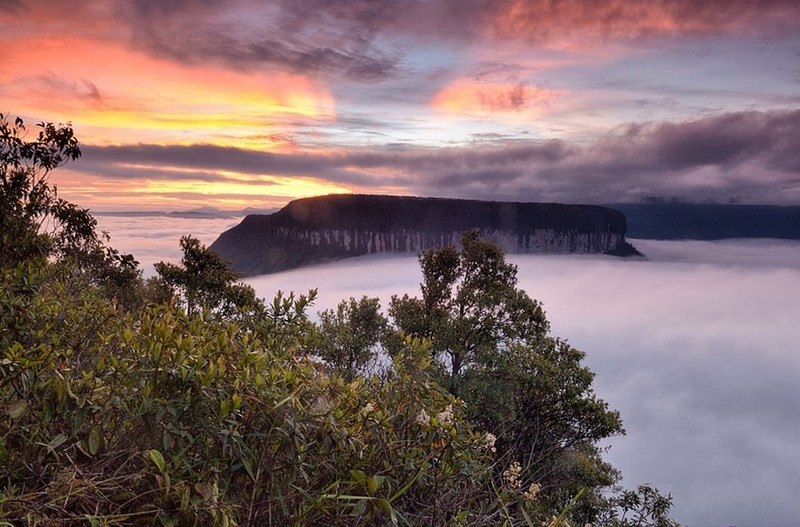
[210, 194, 639, 276]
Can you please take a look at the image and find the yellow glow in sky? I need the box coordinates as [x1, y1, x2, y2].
[53, 166, 351, 211]
[2, 36, 335, 149]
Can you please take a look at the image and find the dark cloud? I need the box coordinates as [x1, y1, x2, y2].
[0, 0, 26, 14]
[141, 29, 398, 81]
[77, 143, 381, 186]
[614, 111, 797, 171]
[414, 109, 800, 203]
[83, 144, 330, 175]
[106, 0, 800, 82]
[365, 110, 798, 203]
[78, 109, 800, 205]
[115, 0, 401, 81]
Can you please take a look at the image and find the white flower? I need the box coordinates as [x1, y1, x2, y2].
[436, 404, 454, 426]
[481, 432, 497, 453]
[361, 402, 375, 417]
[415, 409, 430, 426]
[523, 482, 541, 501]
[503, 461, 522, 489]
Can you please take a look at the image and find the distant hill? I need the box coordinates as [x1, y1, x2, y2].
[93, 206, 276, 219]
[608, 203, 800, 240]
[210, 194, 640, 276]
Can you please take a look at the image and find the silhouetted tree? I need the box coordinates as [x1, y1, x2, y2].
[0, 114, 140, 302]
[1, 113, 84, 266]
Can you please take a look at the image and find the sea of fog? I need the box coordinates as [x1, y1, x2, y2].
[96, 214, 800, 527]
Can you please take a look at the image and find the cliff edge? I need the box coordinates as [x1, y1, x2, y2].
[210, 194, 639, 276]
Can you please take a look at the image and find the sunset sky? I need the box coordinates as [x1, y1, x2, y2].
[2, 0, 799, 211]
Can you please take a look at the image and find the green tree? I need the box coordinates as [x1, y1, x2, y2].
[596, 484, 681, 527]
[155, 235, 261, 318]
[389, 230, 624, 518]
[389, 230, 549, 392]
[312, 296, 388, 381]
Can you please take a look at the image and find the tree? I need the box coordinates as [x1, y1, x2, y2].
[1, 113, 84, 266]
[312, 296, 388, 380]
[389, 230, 549, 392]
[389, 230, 624, 518]
[0, 114, 141, 303]
[155, 235, 261, 318]
[596, 484, 681, 527]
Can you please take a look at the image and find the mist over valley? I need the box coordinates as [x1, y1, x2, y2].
[96, 213, 800, 527]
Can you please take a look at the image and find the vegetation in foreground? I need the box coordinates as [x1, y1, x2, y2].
[1, 114, 678, 526]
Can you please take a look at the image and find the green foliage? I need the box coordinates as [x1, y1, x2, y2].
[390, 230, 625, 520]
[596, 484, 681, 527]
[155, 235, 261, 318]
[311, 296, 388, 380]
[390, 230, 549, 392]
[0, 266, 501, 525]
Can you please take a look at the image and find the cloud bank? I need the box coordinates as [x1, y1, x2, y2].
[92, 213, 800, 527]
[246, 239, 800, 527]
[76, 109, 800, 205]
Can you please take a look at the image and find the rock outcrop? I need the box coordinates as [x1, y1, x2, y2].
[210, 194, 639, 276]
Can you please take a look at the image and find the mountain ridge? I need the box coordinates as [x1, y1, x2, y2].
[607, 203, 800, 240]
[210, 194, 639, 276]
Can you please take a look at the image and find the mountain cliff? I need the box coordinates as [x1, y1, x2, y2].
[210, 194, 639, 276]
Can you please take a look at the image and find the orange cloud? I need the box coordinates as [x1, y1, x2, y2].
[488, 0, 800, 44]
[0, 35, 335, 149]
[432, 79, 557, 120]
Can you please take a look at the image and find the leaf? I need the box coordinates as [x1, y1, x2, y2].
[37, 433, 67, 460]
[6, 400, 27, 420]
[367, 475, 385, 493]
[375, 498, 398, 524]
[241, 457, 256, 482]
[349, 469, 366, 486]
[47, 433, 67, 450]
[88, 427, 102, 456]
[148, 449, 166, 473]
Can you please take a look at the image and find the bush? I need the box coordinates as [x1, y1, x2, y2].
[0, 265, 501, 525]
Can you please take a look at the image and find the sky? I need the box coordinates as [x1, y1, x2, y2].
[2, 0, 800, 211]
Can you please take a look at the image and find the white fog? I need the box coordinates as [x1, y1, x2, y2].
[97, 215, 800, 527]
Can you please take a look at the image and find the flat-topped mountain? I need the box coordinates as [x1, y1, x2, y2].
[210, 194, 639, 276]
